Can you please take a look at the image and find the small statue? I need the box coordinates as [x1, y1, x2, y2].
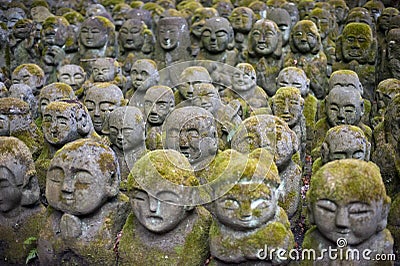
[84, 82, 126, 136]
[298, 0, 315, 20]
[163, 106, 219, 171]
[304, 159, 393, 264]
[0, 136, 45, 264]
[284, 20, 328, 100]
[333, 22, 377, 102]
[372, 78, 400, 127]
[108, 106, 146, 189]
[8, 84, 38, 120]
[11, 63, 46, 97]
[328, 0, 350, 34]
[363, 0, 385, 23]
[281, 2, 300, 28]
[143, 85, 175, 150]
[118, 149, 212, 265]
[228, 7, 255, 54]
[206, 148, 295, 265]
[386, 28, 400, 80]
[266, 8, 292, 60]
[57, 64, 87, 100]
[312, 125, 371, 173]
[37, 139, 130, 265]
[3, 7, 26, 30]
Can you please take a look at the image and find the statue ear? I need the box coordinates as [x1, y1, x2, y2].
[106, 169, 120, 198]
[377, 200, 390, 232]
[21, 171, 40, 206]
[77, 108, 91, 136]
[320, 141, 329, 164]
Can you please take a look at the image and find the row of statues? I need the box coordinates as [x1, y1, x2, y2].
[0, 0, 400, 264]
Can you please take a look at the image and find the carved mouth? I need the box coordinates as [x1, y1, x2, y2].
[147, 215, 163, 224]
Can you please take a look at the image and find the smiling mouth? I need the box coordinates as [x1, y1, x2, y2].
[147, 215, 163, 224]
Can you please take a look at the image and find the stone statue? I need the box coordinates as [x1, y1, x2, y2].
[284, 20, 328, 100]
[57, 64, 87, 100]
[231, 114, 302, 222]
[3, 7, 26, 30]
[281, 2, 300, 28]
[312, 125, 371, 173]
[363, 0, 385, 23]
[298, 0, 315, 20]
[84, 82, 125, 136]
[271, 87, 307, 164]
[126, 59, 159, 106]
[333, 22, 377, 102]
[8, 84, 38, 120]
[248, 1, 267, 20]
[154, 16, 191, 69]
[228, 7, 255, 54]
[329, 0, 350, 34]
[108, 106, 146, 189]
[213, 0, 233, 20]
[386, 28, 400, 80]
[0, 136, 45, 264]
[304, 159, 393, 264]
[372, 78, 400, 128]
[37, 139, 130, 265]
[111, 3, 132, 32]
[0, 97, 43, 160]
[163, 106, 219, 171]
[205, 148, 295, 265]
[143, 85, 174, 150]
[266, 8, 292, 60]
[118, 149, 212, 265]
[11, 63, 46, 97]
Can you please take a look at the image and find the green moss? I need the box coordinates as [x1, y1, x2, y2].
[278, 191, 297, 212]
[98, 152, 115, 173]
[0, 98, 29, 114]
[13, 64, 44, 78]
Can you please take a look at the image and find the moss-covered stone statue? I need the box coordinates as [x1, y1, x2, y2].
[284, 20, 328, 100]
[143, 85, 175, 150]
[37, 139, 130, 265]
[57, 64, 87, 100]
[118, 149, 212, 265]
[243, 19, 283, 97]
[8, 84, 39, 120]
[205, 148, 295, 265]
[11, 63, 46, 97]
[298, 0, 315, 20]
[303, 159, 393, 265]
[84, 82, 125, 136]
[109, 106, 146, 189]
[333, 22, 377, 103]
[272, 87, 307, 164]
[0, 136, 45, 264]
[329, 0, 350, 34]
[228, 7, 255, 54]
[0, 97, 43, 160]
[372, 78, 400, 128]
[266, 7, 292, 61]
[312, 125, 371, 173]
[386, 28, 400, 80]
[231, 114, 302, 223]
[163, 106, 219, 171]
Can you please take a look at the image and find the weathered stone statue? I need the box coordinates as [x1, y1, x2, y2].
[57, 64, 87, 100]
[87, 57, 127, 93]
[228, 7, 255, 53]
[372, 78, 400, 128]
[266, 8, 292, 60]
[298, 0, 315, 20]
[284, 20, 328, 100]
[3, 7, 26, 30]
[333, 22, 377, 102]
[363, 0, 385, 23]
[126, 59, 159, 107]
[0, 97, 43, 160]
[276, 66, 318, 155]
[118, 149, 212, 265]
[312, 125, 371, 173]
[329, 0, 350, 34]
[231, 114, 302, 222]
[248, 1, 267, 20]
[12, 63, 46, 97]
[84, 82, 125, 136]
[163, 106, 219, 171]
[386, 28, 400, 80]
[304, 159, 393, 264]
[272, 87, 307, 164]
[143, 85, 174, 150]
[0, 136, 45, 264]
[37, 139, 129, 265]
[244, 19, 283, 97]
[8, 84, 38, 120]
[108, 106, 146, 189]
[205, 148, 295, 265]
[155, 16, 191, 69]
[281, 2, 300, 28]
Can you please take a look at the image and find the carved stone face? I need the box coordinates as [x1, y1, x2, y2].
[342, 23, 373, 62]
[330, 0, 349, 24]
[201, 17, 232, 53]
[8, 84, 36, 113]
[4, 7, 25, 30]
[80, 17, 108, 48]
[177, 67, 212, 100]
[192, 83, 220, 115]
[276, 67, 309, 97]
[92, 58, 116, 82]
[12, 19, 34, 40]
[132, 188, 187, 233]
[57, 64, 86, 92]
[309, 160, 389, 246]
[191, 7, 218, 38]
[329, 71, 362, 94]
[292, 20, 319, 54]
[363, 0, 383, 23]
[267, 8, 291, 45]
[229, 7, 253, 33]
[158, 23, 179, 50]
[39, 83, 75, 116]
[119, 19, 144, 50]
[84, 84, 123, 134]
[272, 88, 303, 128]
[41, 18, 68, 47]
[309, 8, 331, 40]
[298, 0, 314, 20]
[0, 169, 22, 213]
[326, 87, 363, 126]
[109, 107, 145, 152]
[378, 8, 399, 32]
[12, 66, 44, 95]
[215, 181, 277, 230]
[30, 6, 52, 23]
[387, 29, 400, 79]
[144, 86, 174, 126]
[250, 19, 280, 56]
[46, 140, 118, 216]
[130, 60, 158, 91]
[232, 63, 256, 92]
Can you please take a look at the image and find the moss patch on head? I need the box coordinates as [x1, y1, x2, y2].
[0, 97, 29, 114]
[13, 64, 44, 78]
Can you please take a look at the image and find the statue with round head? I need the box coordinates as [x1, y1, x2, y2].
[57, 64, 86, 99]
[12, 63, 46, 96]
[175, 66, 212, 104]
